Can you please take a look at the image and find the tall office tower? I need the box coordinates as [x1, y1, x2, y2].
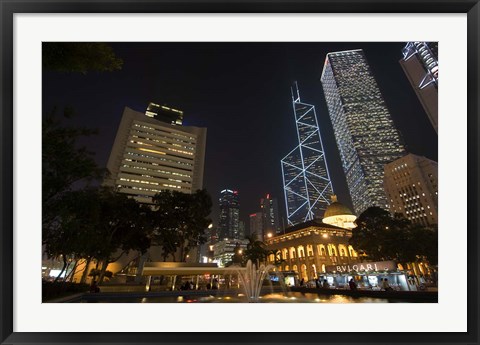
[384, 153, 438, 226]
[281, 83, 334, 226]
[106, 106, 207, 204]
[249, 212, 263, 240]
[260, 194, 281, 236]
[400, 42, 438, 133]
[238, 221, 246, 239]
[321, 49, 406, 215]
[218, 189, 240, 240]
[145, 102, 184, 125]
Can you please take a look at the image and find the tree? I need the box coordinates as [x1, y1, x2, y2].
[43, 42, 123, 73]
[152, 189, 212, 262]
[243, 233, 268, 267]
[42, 108, 103, 234]
[43, 188, 100, 282]
[43, 187, 154, 283]
[90, 187, 154, 283]
[349, 207, 438, 267]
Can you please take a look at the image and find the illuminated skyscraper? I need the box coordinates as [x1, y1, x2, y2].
[260, 194, 281, 236]
[399, 42, 438, 133]
[218, 189, 240, 240]
[321, 49, 406, 215]
[106, 106, 206, 204]
[281, 83, 334, 226]
[103, 105, 206, 275]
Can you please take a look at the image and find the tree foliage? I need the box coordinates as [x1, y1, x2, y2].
[43, 187, 154, 283]
[43, 42, 123, 73]
[349, 207, 438, 266]
[42, 108, 104, 230]
[152, 189, 212, 262]
[42, 109, 105, 281]
[243, 233, 268, 266]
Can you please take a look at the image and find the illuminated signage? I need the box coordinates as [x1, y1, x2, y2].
[325, 260, 397, 274]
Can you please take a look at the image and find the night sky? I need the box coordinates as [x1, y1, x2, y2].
[42, 42, 438, 231]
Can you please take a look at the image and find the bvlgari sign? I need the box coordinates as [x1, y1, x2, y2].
[325, 260, 397, 274]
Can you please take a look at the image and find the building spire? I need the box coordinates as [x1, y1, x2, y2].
[291, 81, 301, 103]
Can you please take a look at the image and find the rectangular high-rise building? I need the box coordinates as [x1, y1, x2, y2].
[260, 194, 281, 236]
[106, 106, 207, 204]
[249, 212, 263, 240]
[384, 153, 438, 226]
[399, 42, 438, 133]
[321, 49, 406, 215]
[218, 189, 240, 240]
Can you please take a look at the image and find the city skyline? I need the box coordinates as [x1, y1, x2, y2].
[42, 42, 438, 228]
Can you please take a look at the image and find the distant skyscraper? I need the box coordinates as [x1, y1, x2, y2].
[399, 42, 438, 133]
[281, 83, 334, 226]
[238, 221, 246, 239]
[105, 106, 206, 204]
[321, 49, 406, 215]
[384, 153, 438, 226]
[145, 102, 184, 125]
[249, 212, 263, 240]
[218, 189, 240, 240]
[260, 194, 281, 236]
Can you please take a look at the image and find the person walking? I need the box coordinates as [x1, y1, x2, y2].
[348, 278, 357, 291]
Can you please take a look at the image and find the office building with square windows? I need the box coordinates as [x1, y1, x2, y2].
[321, 49, 406, 215]
[218, 189, 241, 241]
[384, 153, 438, 226]
[105, 106, 207, 204]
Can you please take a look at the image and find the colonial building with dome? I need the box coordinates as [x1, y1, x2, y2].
[265, 196, 359, 282]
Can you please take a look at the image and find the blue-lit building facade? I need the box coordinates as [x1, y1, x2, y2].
[321, 49, 406, 215]
[218, 189, 240, 240]
[281, 83, 334, 226]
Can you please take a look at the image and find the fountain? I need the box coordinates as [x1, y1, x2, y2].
[233, 260, 286, 302]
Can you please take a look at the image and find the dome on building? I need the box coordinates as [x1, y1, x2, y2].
[322, 195, 357, 230]
[324, 201, 355, 218]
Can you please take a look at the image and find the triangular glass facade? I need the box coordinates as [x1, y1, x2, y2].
[281, 83, 334, 226]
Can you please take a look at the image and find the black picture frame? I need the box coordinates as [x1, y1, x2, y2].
[1, 1, 479, 344]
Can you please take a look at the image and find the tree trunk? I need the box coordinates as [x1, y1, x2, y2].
[54, 255, 68, 283]
[97, 258, 109, 284]
[80, 257, 92, 284]
[66, 261, 78, 282]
